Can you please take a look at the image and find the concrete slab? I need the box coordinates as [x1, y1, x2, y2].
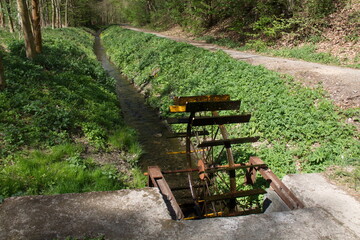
[1, 174, 359, 240]
[282, 173, 360, 237]
[0, 188, 171, 240]
[173, 207, 358, 240]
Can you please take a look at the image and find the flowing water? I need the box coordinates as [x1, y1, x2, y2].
[94, 34, 187, 171]
[94, 34, 198, 218]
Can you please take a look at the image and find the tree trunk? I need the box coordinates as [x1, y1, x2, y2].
[0, 54, 5, 90]
[56, 0, 61, 28]
[51, 0, 55, 28]
[31, 0, 42, 53]
[0, 0, 5, 28]
[64, 0, 68, 27]
[45, 0, 51, 27]
[5, 0, 15, 32]
[17, 0, 36, 59]
[39, 0, 46, 27]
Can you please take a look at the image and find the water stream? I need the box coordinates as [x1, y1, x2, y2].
[94, 34, 187, 171]
[93, 34, 198, 217]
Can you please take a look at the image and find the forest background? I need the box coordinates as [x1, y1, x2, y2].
[1, 0, 359, 66]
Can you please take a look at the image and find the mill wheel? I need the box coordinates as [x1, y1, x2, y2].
[168, 95, 261, 218]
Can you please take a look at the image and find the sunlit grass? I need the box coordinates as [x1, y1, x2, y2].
[0, 144, 124, 200]
[0, 28, 145, 200]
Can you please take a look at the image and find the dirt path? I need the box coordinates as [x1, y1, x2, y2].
[124, 26, 360, 109]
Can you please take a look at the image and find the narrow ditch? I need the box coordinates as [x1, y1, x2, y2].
[94, 33, 196, 217]
[94, 34, 186, 170]
[93, 33, 302, 220]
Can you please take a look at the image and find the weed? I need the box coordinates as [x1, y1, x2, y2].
[269, 44, 340, 65]
[0, 144, 126, 199]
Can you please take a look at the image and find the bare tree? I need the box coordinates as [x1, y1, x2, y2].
[0, 54, 5, 90]
[31, 0, 42, 53]
[17, 0, 36, 59]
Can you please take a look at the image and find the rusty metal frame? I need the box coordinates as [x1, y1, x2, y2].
[147, 95, 304, 220]
[246, 156, 305, 210]
[148, 166, 184, 220]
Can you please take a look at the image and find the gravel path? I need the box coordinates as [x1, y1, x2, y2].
[124, 26, 360, 109]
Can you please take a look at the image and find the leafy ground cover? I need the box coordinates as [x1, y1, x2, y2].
[0, 28, 144, 201]
[101, 26, 359, 178]
[200, 36, 360, 69]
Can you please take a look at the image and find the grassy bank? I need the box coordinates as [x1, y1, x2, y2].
[0, 28, 144, 201]
[201, 36, 360, 69]
[101, 26, 359, 179]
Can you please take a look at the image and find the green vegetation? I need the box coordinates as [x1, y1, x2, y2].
[326, 159, 360, 192]
[0, 144, 124, 201]
[202, 37, 358, 68]
[0, 28, 144, 201]
[117, 0, 338, 31]
[259, 44, 340, 65]
[101, 26, 360, 177]
[114, 0, 359, 69]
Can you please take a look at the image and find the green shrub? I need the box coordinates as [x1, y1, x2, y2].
[108, 127, 143, 165]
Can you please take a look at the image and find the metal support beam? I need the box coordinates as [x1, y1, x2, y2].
[148, 166, 184, 220]
[246, 157, 305, 210]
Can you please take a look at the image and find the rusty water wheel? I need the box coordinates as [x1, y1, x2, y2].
[167, 95, 272, 219]
[185, 111, 243, 218]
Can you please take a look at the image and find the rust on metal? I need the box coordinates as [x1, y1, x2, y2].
[186, 100, 241, 112]
[167, 130, 209, 138]
[197, 136, 260, 148]
[173, 94, 230, 105]
[246, 156, 305, 209]
[197, 159, 207, 180]
[204, 189, 267, 202]
[166, 114, 251, 126]
[149, 95, 304, 219]
[147, 166, 184, 220]
[145, 163, 268, 176]
[166, 149, 208, 155]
